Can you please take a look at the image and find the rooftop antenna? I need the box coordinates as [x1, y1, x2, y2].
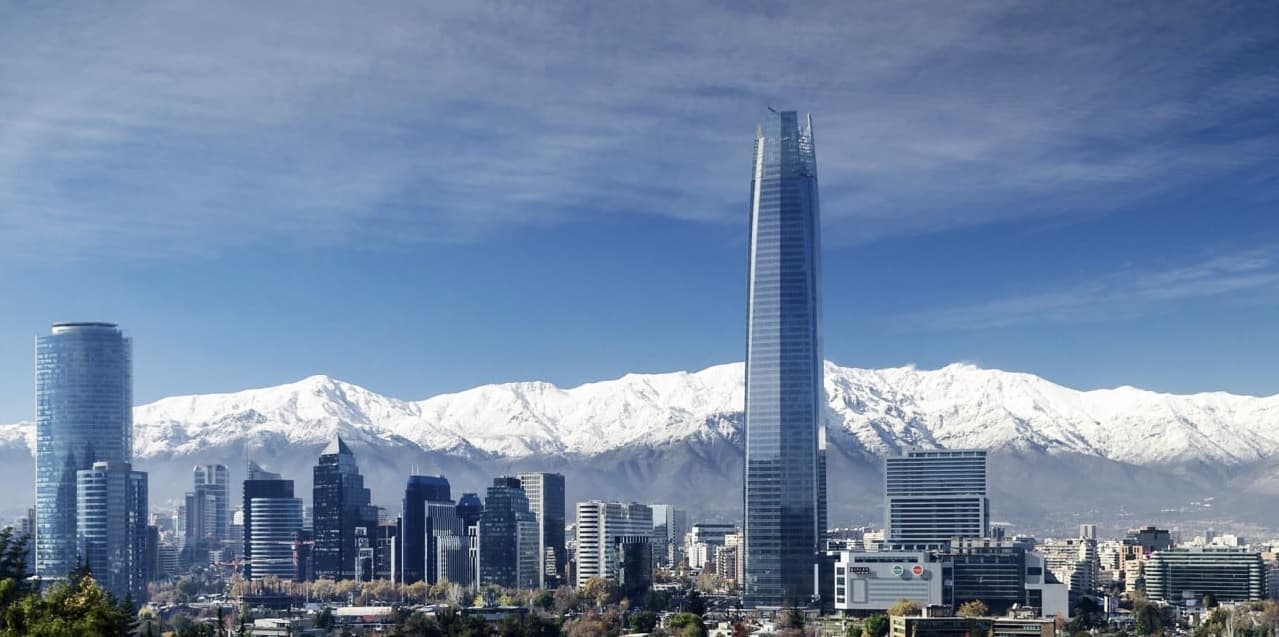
[767, 105, 778, 114]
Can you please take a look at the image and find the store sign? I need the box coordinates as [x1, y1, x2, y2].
[912, 564, 925, 576]
[892, 565, 905, 576]
[847, 567, 871, 574]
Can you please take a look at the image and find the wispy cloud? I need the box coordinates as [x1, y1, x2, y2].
[0, 2, 1276, 257]
[905, 247, 1279, 330]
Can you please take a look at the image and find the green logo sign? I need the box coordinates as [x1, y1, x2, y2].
[892, 565, 905, 576]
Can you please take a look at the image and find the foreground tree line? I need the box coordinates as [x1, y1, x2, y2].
[0, 528, 138, 636]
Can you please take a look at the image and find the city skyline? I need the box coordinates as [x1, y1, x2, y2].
[2, 3, 1279, 423]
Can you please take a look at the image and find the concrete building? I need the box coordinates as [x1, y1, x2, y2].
[950, 538, 1068, 619]
[890, 617, 1055, 637]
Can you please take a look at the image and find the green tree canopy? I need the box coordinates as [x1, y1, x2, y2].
[863, 614, 890, 637]
[957, 600, 989, 618]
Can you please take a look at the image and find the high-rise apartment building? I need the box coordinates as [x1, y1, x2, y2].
[35, 322, 138, 581]
[885, 449, 989, 545]
[242, 460, 303, 581]
[519, 472, 566, 588]
[478, 477, 538, 589]
[313, 437, 379, 580]
[575, 501, 653, 589]
[400, 474, 451, 585]
[743, 110, 827, 607]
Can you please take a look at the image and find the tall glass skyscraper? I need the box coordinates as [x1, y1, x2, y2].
[312, 436, 378, 580]
[35, 322, 134, 581]
[742, 110, 827, 607]
[400, 474, 452, 585]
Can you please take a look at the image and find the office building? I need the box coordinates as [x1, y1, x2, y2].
[427, 500, 468, 585]
[832, 549, 950, 613]
[651, 505, 688, 567]
[190, 465, 229, 543]
[478, 477, 539, 589]
[76, 460, 148, 599]
[885, 449, 988, 545]
[35, 322, 134, 581]
[313, 436, 379, 580]
[949, 538, 1068, 618]
[242, 460, 303, 580]
[742, 109, 827, 607]
[575, 501, 653, 588]
[1127, 526, 1174, 554]
[1144, 548, 1267, 602]
[686, 523, 739, 570]
[374, 523, 397, 581]
[614, 534, 654, 600]
[400, 474, 451, 585]
[890, 617, 1055, 637]
[519, 472, 567, 588]
[457, 493, 483, 530]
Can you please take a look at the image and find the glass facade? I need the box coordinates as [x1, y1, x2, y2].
[519, 472, 566, 588]
[400, 474, 452, 585]
[312, 436, 379, 580]
[743, 111, 826, 607]
[885, 449, 989, 545]
[478, 477, 537, 589]
[35, 322, 134, 580]
[242, 461, 302, 581]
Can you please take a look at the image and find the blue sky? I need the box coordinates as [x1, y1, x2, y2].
[1, 2, 1277, 422]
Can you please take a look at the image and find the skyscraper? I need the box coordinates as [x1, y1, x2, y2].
[519, 472, 566, 588]
[650, 504, 688, 567]
[478, 477, 538, 589]
[400, 474, 452, 585]
[76, 460, 148, 599]
[575, 501, 653, 589]
[885, 449, 988, 545]
[35, 322, 143, 585]
[193, 464, 229, 542]
[242, 460, 302, 581]
[742, 110, 827, 607]
[313, 437, 379, 580]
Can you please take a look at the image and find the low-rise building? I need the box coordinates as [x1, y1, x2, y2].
[1144, 547, 1267, 603]
[832, 550, 949, 613]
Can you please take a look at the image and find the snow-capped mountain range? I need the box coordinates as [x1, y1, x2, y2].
[3, 361, 1278, 533]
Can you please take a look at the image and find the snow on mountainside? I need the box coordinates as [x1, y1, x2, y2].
[2, 361, 1279, 467]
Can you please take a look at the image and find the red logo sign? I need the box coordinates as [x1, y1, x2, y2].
[912, 564, 925, 576]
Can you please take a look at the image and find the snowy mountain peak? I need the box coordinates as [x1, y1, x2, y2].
[2, 361, 1279, 469]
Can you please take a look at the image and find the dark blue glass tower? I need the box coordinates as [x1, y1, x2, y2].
[742, 110, 827, 607]
[35, 322, 134, 581]
[400, 474, 451, 585]
[312, 437, 378, 580]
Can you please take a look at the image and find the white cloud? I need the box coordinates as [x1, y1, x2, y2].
[904, 247, 1279, 330]
[0, 1, 1275, 257]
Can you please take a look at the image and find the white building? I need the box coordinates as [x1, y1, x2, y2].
[832, 550, 948, 612]
[575, 502, 653, 588]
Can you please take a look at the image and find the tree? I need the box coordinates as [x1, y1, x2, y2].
[684, 589, 707, 617]
[2, 570, 133, 637]
[1203, 594, 1219, 609]
[1134, 602, 1163, 636]
[783, 605, 806, 629]
[888, 599, 922, 617]
[957, 600, 989, 618]
[863, 614, 890, 637]
[669, 612, 707, 637]
[630, 610, 658, 633]
[583, 577, 618, 609]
